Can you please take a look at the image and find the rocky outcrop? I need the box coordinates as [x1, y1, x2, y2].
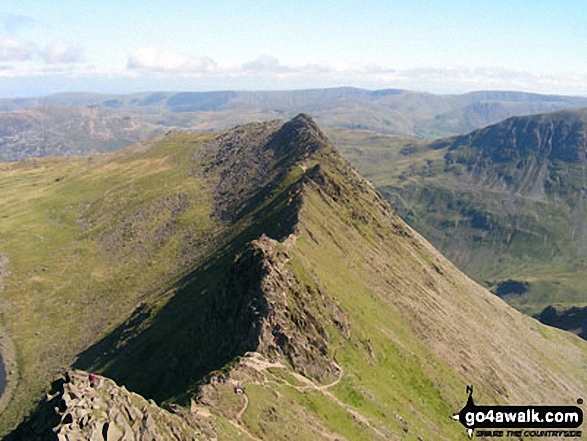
[253, 235, 349, 382]
[7, 370, 215, 441]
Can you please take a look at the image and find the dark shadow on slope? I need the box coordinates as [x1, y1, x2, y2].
[75, 243, 266, 404]
[4, 377, 65, 440]
[74, 163, 305, 404]
[537, 305, 587, 340]
[494, 279, 529, 297]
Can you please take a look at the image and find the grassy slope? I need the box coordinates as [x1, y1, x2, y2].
[0, 117, 320, 434]
[0, 133, 220, 431]
[293, 146, 587, 431]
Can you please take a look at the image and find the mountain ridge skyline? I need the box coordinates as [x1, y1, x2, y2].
[3, 86, 587, 162]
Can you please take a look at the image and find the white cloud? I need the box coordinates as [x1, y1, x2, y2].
[127, 47, 217, 73]
[241, 56, 294, 73]
[3, 48, 587, 97]
[0, 36, 34, 61]
[41, 41, 83, 64]
[120, 51, 587, 95]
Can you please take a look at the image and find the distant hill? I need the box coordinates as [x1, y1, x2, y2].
[344, 109, 587, 326]
[1, 88, 587, 159]
[2, 116, 586, 439]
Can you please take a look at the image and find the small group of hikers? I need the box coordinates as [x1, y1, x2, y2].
[209, 370, 226, 386]
[206, 371, 246, 395]
[234, 382, 245, 395]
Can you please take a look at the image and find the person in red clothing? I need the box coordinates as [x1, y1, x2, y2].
[88, 373, 98, 387]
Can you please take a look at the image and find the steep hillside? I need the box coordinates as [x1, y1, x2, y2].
[352, 109, 587, 319]
[0, 106, 165, 161]
[2, 116, 586, 439]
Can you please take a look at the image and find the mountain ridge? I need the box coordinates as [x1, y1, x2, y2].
[2, 115, 587, 439]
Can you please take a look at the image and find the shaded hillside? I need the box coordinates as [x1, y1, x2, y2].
[0, 106, 165, 161]
[2, 116, 587, 440]
[349, 109, 587, 320]
[537, 305, 587, 340]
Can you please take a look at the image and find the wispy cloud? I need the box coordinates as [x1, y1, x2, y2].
[0, 37, 83, 65]
[127, 47, 217, 73]
[3, 47, 587, 97]
[41, 41, 83, 64]
[120, 50, 587, 95]
[241, 56, 295, 74]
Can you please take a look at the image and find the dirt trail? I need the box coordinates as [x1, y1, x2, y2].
[199, 352, 393, 440]
[237, 393, 249, 420]
[191, 384, 259, 441]
[225, 417, 261, 441]
[239, 352, 394, 440]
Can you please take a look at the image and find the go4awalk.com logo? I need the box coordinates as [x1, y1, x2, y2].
[452, 386, 583, 438]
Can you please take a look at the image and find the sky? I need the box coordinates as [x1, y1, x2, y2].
[1, 0, 587, 98]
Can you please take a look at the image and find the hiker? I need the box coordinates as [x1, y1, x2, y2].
[88, 373, 98, 388]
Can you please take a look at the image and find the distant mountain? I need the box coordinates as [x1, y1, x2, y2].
[347, 109, 587, 325]
[2, 88, 587, 154]
[2, 115, 586, 439]
[0, 106, 165, 161]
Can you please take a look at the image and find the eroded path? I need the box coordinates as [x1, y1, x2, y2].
[237, 352, 393, 440]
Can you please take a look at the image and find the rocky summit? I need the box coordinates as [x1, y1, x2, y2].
[1, 115, 587, 440]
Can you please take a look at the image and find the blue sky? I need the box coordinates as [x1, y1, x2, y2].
[1, 0, 587, 97]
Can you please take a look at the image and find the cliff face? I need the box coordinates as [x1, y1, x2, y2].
[431, 109, 587, 198]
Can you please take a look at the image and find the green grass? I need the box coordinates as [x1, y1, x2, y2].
[0, 133, 218, 432]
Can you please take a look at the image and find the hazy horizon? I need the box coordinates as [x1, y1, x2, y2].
[3, 85, 587, 101]
[2, 1, 587, 98]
